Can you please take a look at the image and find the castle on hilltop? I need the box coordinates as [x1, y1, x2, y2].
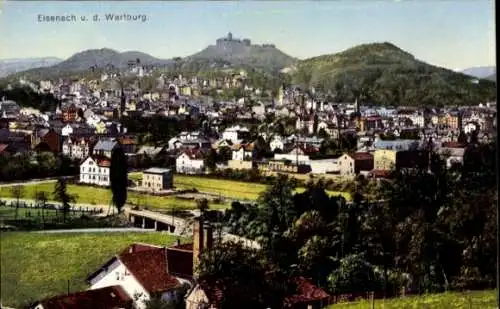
[215, 32, 275, 48]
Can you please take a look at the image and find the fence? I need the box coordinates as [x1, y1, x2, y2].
[0, 200, 103, 219]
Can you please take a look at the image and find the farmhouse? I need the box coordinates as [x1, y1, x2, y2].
[141, 167, 173, 191]
[31, 285, 133, 309]
[79, 155, 112, 187]
[86, 243, 193, 309]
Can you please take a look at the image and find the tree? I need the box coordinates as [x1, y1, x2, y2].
[196, 198, 209, 218]
[10, 185, 25, 220]
[53, 178, 75, 221]
[110, 146, 128, 213]
[34, 190, 48, 223]
[204, 149, 218, 172]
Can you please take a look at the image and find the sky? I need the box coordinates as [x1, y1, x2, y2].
[0, 0, 496, 70]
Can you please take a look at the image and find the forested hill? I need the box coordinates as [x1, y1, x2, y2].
[291, 42, 497, 106]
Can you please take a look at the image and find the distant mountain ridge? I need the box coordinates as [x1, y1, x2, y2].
[0, 57, 62, 78]
[460, 66, 496, 79]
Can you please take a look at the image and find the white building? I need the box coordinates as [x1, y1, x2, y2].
[79, 156, 112, 186]
[63, 138, 92, 159]
[222, 125, 250, 143]
[176, 150, 205, 174]
[231, 144, 254, 161]
[87, 244, 191, 309]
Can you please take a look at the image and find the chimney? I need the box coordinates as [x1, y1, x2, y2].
[192, 217, 204, 277]
[203, 222, 214, 250]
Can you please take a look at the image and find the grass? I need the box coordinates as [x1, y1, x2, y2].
[327, 290, 496, 309]
[0, 183, 230, 211]
[0, 206, 82, 221]
[141, 173, 352, 201]
[0, 232, 186, 307]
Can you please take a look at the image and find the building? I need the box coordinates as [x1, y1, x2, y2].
[86, 244, 192, 309]
[142, 168, 173, 191]
[176, 149, 206, 174]
[93, 138, 120, 158]
[221, 125, 250, 143]
[32, 128, 61, 153]
[31, 285, 134, 309]
[62, 137, 95, 159]
[231, 143, 254, 161]
[79, 155, 112, 186]
[337, 152, 374, 177]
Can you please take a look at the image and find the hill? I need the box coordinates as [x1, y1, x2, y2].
[291, 42, 497, 106]
[461, 66, 496, 79]
[4, 49, 173, 81]
[186, 33, 296, 70]
[0, 57, 62, 78]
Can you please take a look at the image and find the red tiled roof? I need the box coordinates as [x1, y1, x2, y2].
[92, 155, 111, 167]
[442, 141, 466, 148]
[38, 285, 133, 309]
[179, 148, 206, 160]
[370, 169, 392, 178]
[120, 243, 163, 255]
[118, 248, 180, 294]
[284, 277, 330, 306]
[166, 247, 194, 280]
[347, 152, 373, 161]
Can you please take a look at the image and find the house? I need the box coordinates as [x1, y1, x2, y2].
[93, 138, 119, 158]
[32, 128, 61, 153]
[142, 168, 173, 191]
[79, 155, 112, 187]
[30, 285, 134, 309]
[231, 143, 254, 161]
[186, 276, 329, 309]
[221, 125, 250, 143]
[176, 149, 206, 174]
[62, 137, 94, 159]
[87, 218, 212, 309]
[136, 146, 166, 160]
[86, 245, 190, 309]
[337, 152, 374, 177]
[439, 142, 466, 168]
[61, 104, 78, 123]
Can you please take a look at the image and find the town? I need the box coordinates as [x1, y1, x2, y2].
[0, 2, 497, 309]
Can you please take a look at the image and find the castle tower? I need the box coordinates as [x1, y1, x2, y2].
[227, 32, 233, 41]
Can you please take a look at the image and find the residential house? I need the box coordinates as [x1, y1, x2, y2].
[30, 286, 134, 309]
[186, 276, 329, 309]
[79, 155, 112, 187]
[32, 128, 61, 153]
[439, 142, 466, 168]
[142, 168, 173, 191]
[117, 135, 137, 154]
[231, 143, 254, 161]
[61, 104, 78, 123]
[337, 152, 374, 177]
[222, 125, 250, 143]
[62, 136, 95, 159]
[257, 159, 310, 174]
[176, 149, 206, 174]
[86, 245, 191, 309]
[373, 149, 397, 171]
[136, 146, 166, 160]
[93, 138, 120, 158]
[269, 136, 289, 152]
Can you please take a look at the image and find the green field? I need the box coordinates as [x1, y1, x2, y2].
[0, 183, 230, 210]
[0, 206, 83, 221]
[129, 173, 352, 201]
[328, 290, 496, 309]
[0, 232, 186, 307]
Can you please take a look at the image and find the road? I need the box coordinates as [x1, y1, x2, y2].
[32, 227, 156, 233]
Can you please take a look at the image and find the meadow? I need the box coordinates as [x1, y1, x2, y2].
[327, 290, 496, 309]
[0, 182, 230, 210]
[133, 173, 352, 201]
[0, 232, 185, 307]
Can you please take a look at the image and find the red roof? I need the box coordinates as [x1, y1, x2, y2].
[370, 169, 392, 178]
[442, 141, 466, 148]
[118, 248, 180, 294]
[120, 243, 163, 255]
[284, 277, 330, 306]
[38, 285, 133, 309]
[166, 247, 194, 280]
[180, 148, 206, 160]
[92, 155, 111, 167]
[347, 152, 373, 161]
